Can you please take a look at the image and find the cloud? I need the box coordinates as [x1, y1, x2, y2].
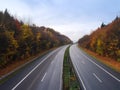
[49, 21, 100, 42]
[0, 0, 119, 42]
[0, 0, 30, 15]
[0, 0, 101, 42]
[0, 0, 34, 24]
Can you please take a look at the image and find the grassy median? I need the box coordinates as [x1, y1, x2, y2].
[63, 46, 80, 90]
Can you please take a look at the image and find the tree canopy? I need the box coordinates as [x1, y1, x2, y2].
[0, 9, 72, 68]
[78, 17, 120, 61]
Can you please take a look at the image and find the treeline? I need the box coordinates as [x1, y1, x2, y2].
[78, 17, 120, 61]
[0, 9, 72, 68]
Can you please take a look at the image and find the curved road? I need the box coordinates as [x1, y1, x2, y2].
[0, 45, 68, 90]
[70, 44, 120, 90]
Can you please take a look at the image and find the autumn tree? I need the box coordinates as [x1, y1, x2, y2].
[78, 16, 120, 61]
[0, 9, 72, 68]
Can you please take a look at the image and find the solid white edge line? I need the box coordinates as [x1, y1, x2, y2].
[41, 72, 47, 82]
[93, 73, 102, 83]
[80, 51, 120, 82]
[74, 64, 87, 90]
[70, 47, 87, 90]
[11, 52, 54, 90]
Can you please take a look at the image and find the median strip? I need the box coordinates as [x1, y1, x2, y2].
[63, 46, 80, 90]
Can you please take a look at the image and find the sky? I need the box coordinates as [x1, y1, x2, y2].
[0, 0, 120, 42]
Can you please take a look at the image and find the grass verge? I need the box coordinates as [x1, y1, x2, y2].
[63, 46, 80, 90]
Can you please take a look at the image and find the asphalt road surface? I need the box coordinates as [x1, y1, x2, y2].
[70, 44, 120, 90]
[0, 45, 68, 90]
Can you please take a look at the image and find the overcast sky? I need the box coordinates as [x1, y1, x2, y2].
[0, 0, 120, 42]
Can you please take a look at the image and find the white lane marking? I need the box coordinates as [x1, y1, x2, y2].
[41, 72, 47, 82]
[74, 64, 87, 90]
[81, 61, 85, 64]
[93, 73, 102, 83]
[80, 51, 120, 82]
[12, 52, 54, 90]
[70, 47, 86, 90]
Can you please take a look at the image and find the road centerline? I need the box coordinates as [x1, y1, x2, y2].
[93, 73, 102, 83]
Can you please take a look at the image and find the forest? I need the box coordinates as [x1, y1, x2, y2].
[78, 17, 120, 61]
[0, 9, 72, 68]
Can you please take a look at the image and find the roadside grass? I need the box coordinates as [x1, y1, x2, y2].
[79, 46, 120, 73]
[63, 46, 80, 90]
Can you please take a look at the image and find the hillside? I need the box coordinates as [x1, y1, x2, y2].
[0, 9, 72, 68]
[78, 17, 120, 61]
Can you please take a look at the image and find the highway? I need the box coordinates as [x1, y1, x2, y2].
[0, 45, 68, 90]
[70, 44, 120, 90]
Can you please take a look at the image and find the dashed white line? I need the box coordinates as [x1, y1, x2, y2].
[81, 61, 85, 64]
[80, 51, 120, 82]
[93, 73, 102, 83]
[41, 72, 47, 82]
[11, 52, 54, 90]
